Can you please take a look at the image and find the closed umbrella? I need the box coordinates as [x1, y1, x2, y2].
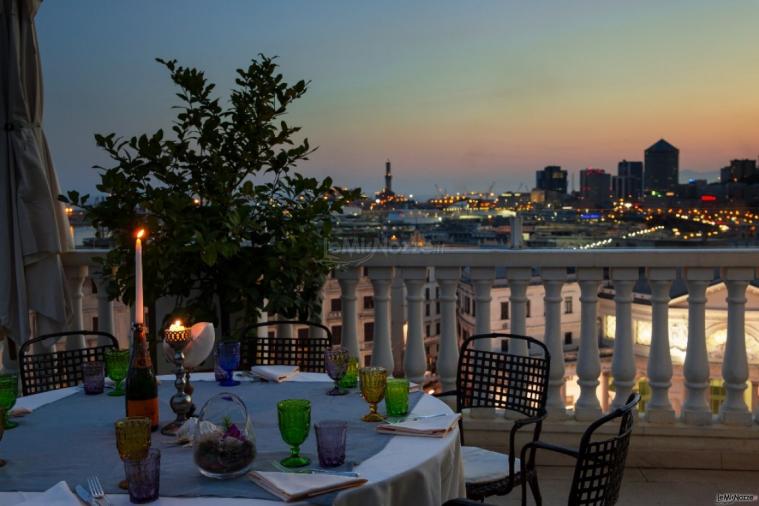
[1, 0, 72, 358]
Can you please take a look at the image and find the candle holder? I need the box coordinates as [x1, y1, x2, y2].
[161, 325, 193, 436]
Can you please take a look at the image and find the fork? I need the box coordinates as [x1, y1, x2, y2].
[88, 476, 111, 506]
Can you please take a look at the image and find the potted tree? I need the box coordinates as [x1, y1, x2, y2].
[62, 55, 360, 338]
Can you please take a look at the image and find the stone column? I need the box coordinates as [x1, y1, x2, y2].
[436, 267, 461, 393]
[368, 267, 394, 372]
[575, 268, 603, 421]
[610, 268, 638, 410]
[719, 268, 753, 426]
[64, 264, 88, 350]
[507, 267, 532, 356]
[337, 268, 360, 358]
[390, 271, 406, 378]
[645, 268, 676, 423]
[682, 267, 713, 425]
[470, 267, 496, 418]
[403, 267, 428, 384]
[92, 269, 114, 337]
[541, 268, 567, 418]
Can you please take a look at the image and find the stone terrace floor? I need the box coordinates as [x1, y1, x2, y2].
[490, 467, 759, 506]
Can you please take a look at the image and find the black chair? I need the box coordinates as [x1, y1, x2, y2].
[239, 320, 333, 373]
[518, 392, 641, 506]
[19, 331, 119, 396]
[438, 333, 550, 502]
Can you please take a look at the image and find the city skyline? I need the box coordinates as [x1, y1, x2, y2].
[38, 1, 759, 196]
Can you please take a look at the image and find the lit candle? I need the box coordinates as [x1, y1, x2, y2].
[165, 319, 191, 346]
[135, 228, 145, 324]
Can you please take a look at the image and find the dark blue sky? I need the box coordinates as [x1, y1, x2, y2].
[38, 1, 754, 196]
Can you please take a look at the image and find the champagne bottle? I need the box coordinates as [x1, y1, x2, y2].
[125, 322, 159, 430]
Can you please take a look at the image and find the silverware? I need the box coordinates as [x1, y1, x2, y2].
[75, 484, 96, 506]
[87, 476, 111, 506]
[409, 413, 447, 421]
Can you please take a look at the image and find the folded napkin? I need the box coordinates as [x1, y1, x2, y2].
[376, 413, 461, 438]
[250, 365, 300, 383]
[15, 481, 80, 505]
[248, 471, 366, 502]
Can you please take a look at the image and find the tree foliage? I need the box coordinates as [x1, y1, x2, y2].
[62, 55, 360, 336]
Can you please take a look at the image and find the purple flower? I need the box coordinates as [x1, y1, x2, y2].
[223, 423, 245, 441]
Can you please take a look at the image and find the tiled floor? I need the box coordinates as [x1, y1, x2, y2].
[488, 467, 759, 506]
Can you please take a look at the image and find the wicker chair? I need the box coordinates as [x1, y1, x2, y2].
[438, 333, 550, 502]
[517, 392, 641, 506]
[239, 321, 333, 373]
[19, 331, 119, 396]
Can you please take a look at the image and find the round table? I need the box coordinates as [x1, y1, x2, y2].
[0, 372, 464, 506]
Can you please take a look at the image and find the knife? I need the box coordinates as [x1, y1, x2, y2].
[75, 484, 96, 506]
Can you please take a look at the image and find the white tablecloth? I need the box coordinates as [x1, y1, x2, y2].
[0, 373, 464, 505]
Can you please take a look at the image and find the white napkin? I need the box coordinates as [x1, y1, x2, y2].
[248, 471, 366, 502]
[250, 365, 300, 383]
[14, 481, 80, 505]
[376, 413, 461, 438]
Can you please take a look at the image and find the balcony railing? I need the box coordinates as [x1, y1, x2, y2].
[24, 247, 759, 431]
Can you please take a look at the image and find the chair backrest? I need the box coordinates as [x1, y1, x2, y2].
[456, 333, 550, 418]
[19, 331, 119, 396]
[569, 393, 641, 506]
[239, 321, 333, 373]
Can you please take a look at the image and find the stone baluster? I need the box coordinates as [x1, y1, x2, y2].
[575, 268, 603, 421]
[308, 293, 325, 339]
[719, 268, 753, 426]
[436, 267, 461, 393]
[507, 267, 531, 356]
[92, 269, 115, 337]
[645, 268, 676, 423]
[64, 264, 88, 350]
[337, 268, 360, 358]
[390, 271, 406, 378]
[403, 267, 428, 384]
[682, 268, 712, 425]
[257, 301, 268, 338]
[470, 267, 495, 418]
[610, 268, 638, 410]
[368, 267, 394, 372]
[541, 268, 567, 418]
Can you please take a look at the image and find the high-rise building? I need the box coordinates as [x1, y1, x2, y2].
[720, 159, 757, 183]
[615, 160, 644, 199]
[535, 165, 568, 194]
[579, 168, 611, 207]
[644, 139, 679, 192]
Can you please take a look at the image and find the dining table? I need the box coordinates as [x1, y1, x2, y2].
[0, 371, 465, 505]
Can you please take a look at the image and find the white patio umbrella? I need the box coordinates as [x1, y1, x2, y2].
[1, 0, 72, 354]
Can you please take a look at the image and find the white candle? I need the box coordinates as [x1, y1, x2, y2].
[135, 229, 145, 324]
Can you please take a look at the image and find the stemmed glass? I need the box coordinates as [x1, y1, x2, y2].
[277, 399, 311, 468]
[105, 349, 129, 397]
[115, 416, 152, 490]
[0, 374, 19, 429]
[217, 342, 241, 387]
[359, 367, 387, 422]
[324, 347, 349, 396]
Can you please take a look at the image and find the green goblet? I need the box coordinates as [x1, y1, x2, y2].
[0, 374, 18, 430]
[105, 349, 129, 397]
[277, 399, 311, 468]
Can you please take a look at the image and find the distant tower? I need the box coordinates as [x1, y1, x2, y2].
[384, 159, 393, 194]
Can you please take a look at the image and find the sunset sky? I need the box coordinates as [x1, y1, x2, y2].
[38, 1, 759, 196]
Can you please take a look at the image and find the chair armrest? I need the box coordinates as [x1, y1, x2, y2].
[520, 440, 580, 463]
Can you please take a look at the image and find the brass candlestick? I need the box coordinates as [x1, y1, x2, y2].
[161, 325, 193, 436]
